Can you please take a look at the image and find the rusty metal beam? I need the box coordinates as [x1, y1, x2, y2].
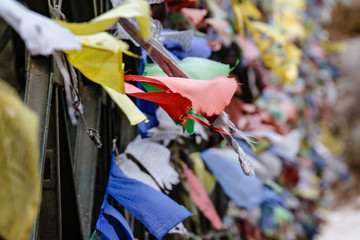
[74, 83, 102, 239]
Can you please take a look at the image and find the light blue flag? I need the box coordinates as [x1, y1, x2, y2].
[200, 149, 264, 209]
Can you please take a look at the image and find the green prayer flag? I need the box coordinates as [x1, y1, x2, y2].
[144, 57, 230, 80]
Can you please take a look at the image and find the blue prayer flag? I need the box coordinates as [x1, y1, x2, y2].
[95, 153, 193, 239]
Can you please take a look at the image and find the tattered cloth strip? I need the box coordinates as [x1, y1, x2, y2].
[125, 140, 179, 191]
[52, 52, 79, 125]
[182, 164, 223, 230]
[212, 112, 256, 176]
[0, 81, 41, 240]
[0, 0, 80, 55]
[200, 149, 264, 209]
[96, 153, 193, 239]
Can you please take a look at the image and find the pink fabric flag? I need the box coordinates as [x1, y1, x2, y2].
[124, 75, 237, 121]
[183, 164, 223, 231]
[124, 82, 232, 135]
[180, 8, 207, 26]
[236, 35, 261, 63]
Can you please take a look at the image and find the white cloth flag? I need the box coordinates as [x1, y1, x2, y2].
[0, 0, 81, 55]
[125, 140, 179, 191]
[115, 154, 161, 191]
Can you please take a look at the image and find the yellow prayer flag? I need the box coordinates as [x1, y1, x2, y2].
[66, 32, 128, 93]
[273, 0, 306, 40]
[55, 0, 151, 39]
[231, 0, 262, 35]
[320, 126, 345, 156]
[231, 0, 245, 35]
[66, 32, 145, 124]
[246, 21, 301, 84]
[0, 81, 40, 240]
[238, 1, 262, 20]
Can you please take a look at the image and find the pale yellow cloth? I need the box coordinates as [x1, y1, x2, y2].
[190, 152, 216, 194]
[273, 0, 306, 40]
[55, 0, 151, 39]
[320, 41, 347, 54]
[103, 86, 148, 125]
[0, 81, 40, 240]
[320, 126, 345, 156]
[66, 32, 129, 93]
